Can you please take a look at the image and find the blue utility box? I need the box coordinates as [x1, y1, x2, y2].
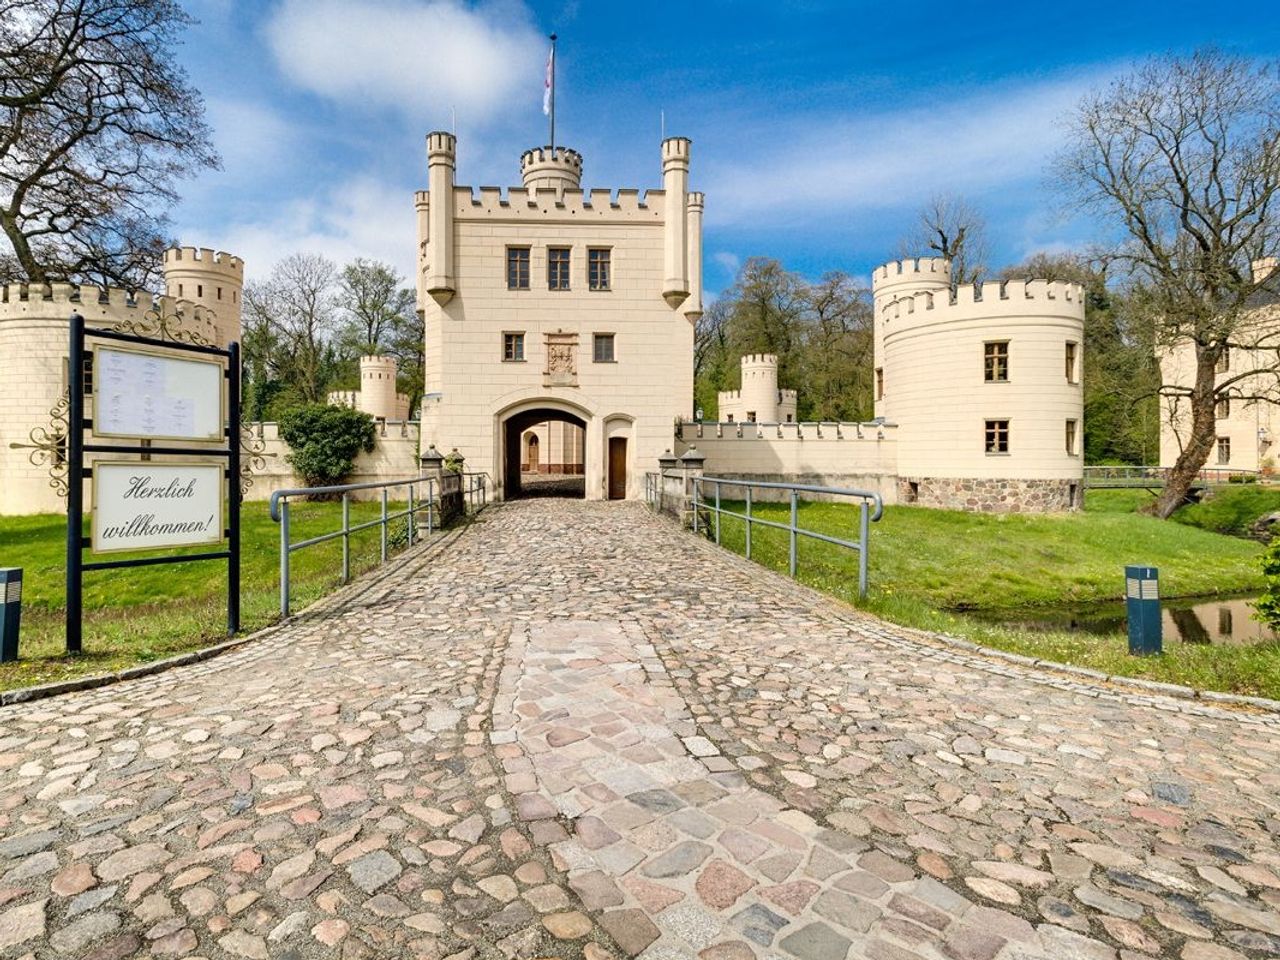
[1125, 565, 1161, 656]
[0, 568, 20, 662]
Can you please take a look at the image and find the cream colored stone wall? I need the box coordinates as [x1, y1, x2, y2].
[1159, 305, 1280, 473]
[873, 261, 1085, 495]
[244, 421, 421, 500]
[162, 247, 244, 347]
[328, 355, 410, 422]
[416, 134, 698, 500]
[674, 421, 898, 502]
[0, 284, 224, 515]
[521, 421, 585, 472]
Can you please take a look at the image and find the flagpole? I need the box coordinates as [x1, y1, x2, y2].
[549, 33, 557, 150]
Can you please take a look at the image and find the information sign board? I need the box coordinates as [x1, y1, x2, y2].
[93, 345, 224, 441]
[92, 462, 225, 554]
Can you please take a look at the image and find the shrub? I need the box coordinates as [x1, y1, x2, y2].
[277, 404, 377, 490]
[1257, 538, 1280, 627]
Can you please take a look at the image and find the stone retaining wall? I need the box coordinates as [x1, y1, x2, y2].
[899, 476, 1082, 513]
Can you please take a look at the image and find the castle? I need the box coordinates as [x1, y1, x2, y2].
[0, 131, 1089, 516]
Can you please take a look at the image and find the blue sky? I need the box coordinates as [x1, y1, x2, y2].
[173, 1, 1280, 295]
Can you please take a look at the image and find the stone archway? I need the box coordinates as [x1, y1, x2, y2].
[501, 405, 588, 499]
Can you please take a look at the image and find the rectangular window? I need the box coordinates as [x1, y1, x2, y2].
[507, 247, 530, 290]
[746, 411, 757, 422]
[503, 332, 525, 362]
[984, 341, 1009, 382]
[1217, 347, 1230, 374]
[1217, 398, 1230, 419]
[875, 367, 884, 400]
[588, 248, 611, 291]
[985, 419, 1010, 454]
[593, 333, 615, 362]
[1065, 341, 1078, 383]
[1066, 419, 1078, 455]
[547, 247, 570, 290]
[1218, 436, 1231, 464]
[725, 413, 734, 423]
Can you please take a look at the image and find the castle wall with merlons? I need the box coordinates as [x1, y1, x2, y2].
[0, 285, 222, 515]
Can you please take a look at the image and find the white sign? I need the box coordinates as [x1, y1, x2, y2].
[93, 462, 225, 554]
[94, 346, 224, 441]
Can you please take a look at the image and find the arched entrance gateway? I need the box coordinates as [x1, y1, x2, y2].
[501, 405, 588, 499]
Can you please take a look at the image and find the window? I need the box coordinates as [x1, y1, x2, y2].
[547, 247, 570, 290]
[503, 332, 525, 362]
[984, 341, 1009, 382]
[507, 247, 530, 290]
[588, 248, 611, 291]
[1065, 341, 1078, 383]
[875, 367, 884, 400]
[725, 413, 734, 423]
[786, 413, 794, 423]
[1217, 436, 1231, 464]
[217, 287, 223, 301]
[1066, 419, 1078, 455]
[1217, 398, 1230, 419]
[593, 333, 615, 362]
[1217, 347, 1230, 374]
[985, 419, 1010, 454]
[746, 411, 757, 422]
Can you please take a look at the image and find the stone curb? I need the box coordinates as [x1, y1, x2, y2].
[0, 525, 466, 708]
[650, 506, 1280, 717]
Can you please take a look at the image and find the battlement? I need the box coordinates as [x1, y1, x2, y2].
[872, 257, 951, 286]
[520, 145, 583, 173]
[451, 185, 665, 222]
[426, 131, 457, 162]
[163, 246, 243, 278]
[687, 191, 705, 211]
[741, 353, 778, 368]
[0, 283, 219, 335]
[662, 137, 692, 170]
[878, 278, 1087, 323]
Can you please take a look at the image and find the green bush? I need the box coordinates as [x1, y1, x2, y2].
[277, 404, 377, 490]
[1228, 473, 1259, 484]
[1257, 538, 1280, 627]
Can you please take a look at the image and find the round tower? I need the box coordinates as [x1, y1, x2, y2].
[358, 354, 400, 421]
[163, 246, 244, 347]
[871, 257, 951, 421]
[739, 354, 781, 422]
[520, 146, 583, 193]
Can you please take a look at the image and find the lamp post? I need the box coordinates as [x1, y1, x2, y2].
[1, 568, 21, 662]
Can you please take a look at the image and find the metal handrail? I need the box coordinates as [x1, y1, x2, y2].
[269, 472, 488, 617]
[651, 472, 883, 598]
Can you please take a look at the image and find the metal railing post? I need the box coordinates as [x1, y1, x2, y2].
[280, 499, 291, 618]
[692, 478, 700, 534]
[858, 500, 870, 599]
[341, 494, 350, 584]
[380, 488, 388, 563]
[745, 485, 752, 561]
[407, 484, 415, 546]
[714, 482, 721, 544]
[427, 479, 435, 535]
[789, 490, 798, 577]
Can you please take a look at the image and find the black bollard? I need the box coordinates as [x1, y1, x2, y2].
[1125, 565, 1162, 656]
[0, 568, 21, 662]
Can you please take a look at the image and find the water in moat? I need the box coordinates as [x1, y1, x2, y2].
[968, 593, 1279, 646]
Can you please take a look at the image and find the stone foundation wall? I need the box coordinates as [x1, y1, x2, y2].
[899, 476, 1082, 513]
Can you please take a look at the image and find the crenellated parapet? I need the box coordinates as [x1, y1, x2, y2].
[0, 283, 219, 339]
[450, 185, 665, 221]
[520, 145, 583, 193]
[877, 278, 1086, 329]
[163, 246, 243, 280]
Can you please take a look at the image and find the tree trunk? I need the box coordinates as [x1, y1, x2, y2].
[1152, 346, 1220, 518]
[0, 207, 47, 284]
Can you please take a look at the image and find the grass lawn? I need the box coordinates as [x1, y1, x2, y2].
[707, 488, 1280, 700]
[0, 500, 418, 693]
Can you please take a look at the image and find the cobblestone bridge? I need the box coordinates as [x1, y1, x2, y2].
[1, 500, 1278, 960]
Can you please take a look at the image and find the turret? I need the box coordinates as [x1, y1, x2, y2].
[872, 257, 951, 308]
[520, 146, 583, 195]
[162, 246, 244, 347]
[424, 131, 457, 306]
[661, 137, 691, 309]
[684, 192, 704, 322]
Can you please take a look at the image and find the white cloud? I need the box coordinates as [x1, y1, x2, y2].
[264, 0, 544, 127]
[712, 251, 741, 276]
[205, 97, 298, 175]
[182, 175, 418, 283]
[703, 71, 1109, 227]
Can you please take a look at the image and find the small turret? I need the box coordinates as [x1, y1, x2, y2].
[424, 131, 457, 306]
[163, 246, 244, 347]
[661, 137, 692, 309]
[520, 146, 583, 194]
[684, 192, 705, 322]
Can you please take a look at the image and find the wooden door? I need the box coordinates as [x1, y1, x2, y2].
[608, 437, 627, 499]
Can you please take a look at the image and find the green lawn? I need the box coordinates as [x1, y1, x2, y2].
[0, 500, 418, 692]
[707, 489, 1280, 700]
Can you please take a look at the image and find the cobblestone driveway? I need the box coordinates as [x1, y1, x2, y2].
[0, 500, 1277, 960]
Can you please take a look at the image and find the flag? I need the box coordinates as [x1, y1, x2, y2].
[543, 43, 554, 116]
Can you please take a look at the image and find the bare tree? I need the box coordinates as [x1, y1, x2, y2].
[898, 194, 989, 284]
[0, 0, 217, 287]
[1058, 50, 1280, 517]
[247, 255, 340, 405]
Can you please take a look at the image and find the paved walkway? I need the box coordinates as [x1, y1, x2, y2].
[0, 501, 1278, 960]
